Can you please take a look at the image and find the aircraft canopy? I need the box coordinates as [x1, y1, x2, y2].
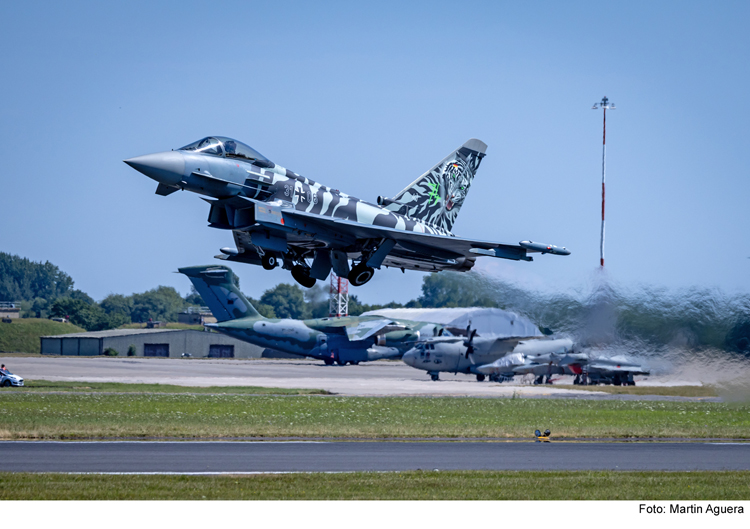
[178, 137, 269, 162]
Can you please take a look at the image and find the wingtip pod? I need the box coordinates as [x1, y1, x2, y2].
[519, 241, 571, 256]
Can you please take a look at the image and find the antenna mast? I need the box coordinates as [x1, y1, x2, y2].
[329, 272, 349, 317]
[592, 96, 615, 267]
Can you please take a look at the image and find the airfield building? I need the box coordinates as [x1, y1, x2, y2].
[0, 302, 20, 320]
[40, 328, 265, 358]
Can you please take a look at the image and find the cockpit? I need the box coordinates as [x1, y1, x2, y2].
[178, 137, 270, 163]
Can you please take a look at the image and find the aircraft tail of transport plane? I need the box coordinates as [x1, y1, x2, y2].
[178, 265, 261, 322]
[128, 136, 570, 290]
[179, 265, 447, 365]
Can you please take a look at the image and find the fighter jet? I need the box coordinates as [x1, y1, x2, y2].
[126, 136, 570, 288]
[180, 264, 447, 365]
[478, 350, 650, 386]
[401, 324, 574, 381]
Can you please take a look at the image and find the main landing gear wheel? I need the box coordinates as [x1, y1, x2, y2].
[262, 253, 279, 270]
[476, 374, 486, 382]
[291, 265, 316, 288]
[348, 264, 375, 286]
[430, 373, 439, 381]
[324, 358, 334, 366]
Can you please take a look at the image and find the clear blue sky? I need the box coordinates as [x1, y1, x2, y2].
[1, 0, 748, 303]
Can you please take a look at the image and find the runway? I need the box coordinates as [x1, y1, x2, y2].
[2, 441, 748, 473]
[5, 357, 715, 400]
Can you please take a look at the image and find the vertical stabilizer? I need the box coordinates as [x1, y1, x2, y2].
[178, 265, 262, 322]
[383, 139, 487, 233]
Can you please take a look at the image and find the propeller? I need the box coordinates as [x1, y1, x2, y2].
[464, 323, 478, 359]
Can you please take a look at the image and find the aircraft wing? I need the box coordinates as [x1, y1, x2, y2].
[284, 209, 569, 263]
[343, 318, 399, 341]
[306, 316, 404, 342]
[588, 363, 650, 375]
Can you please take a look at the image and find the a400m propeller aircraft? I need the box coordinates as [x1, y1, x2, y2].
[125, 136, 570, 288]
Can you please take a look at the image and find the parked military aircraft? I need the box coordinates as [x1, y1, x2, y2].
[180, 264, 447, 365]
[401, 325, 574, 381]
[477, 350, 650, 386]
[126, 136, 570, 288]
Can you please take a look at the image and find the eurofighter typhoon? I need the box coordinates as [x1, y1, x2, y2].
[126, 137, 570, 288]
[180, 265, 449, 365]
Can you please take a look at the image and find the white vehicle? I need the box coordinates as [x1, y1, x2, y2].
[0, 370, 24, 387]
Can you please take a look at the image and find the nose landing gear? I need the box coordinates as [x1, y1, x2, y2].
[261, 253, 280, 270]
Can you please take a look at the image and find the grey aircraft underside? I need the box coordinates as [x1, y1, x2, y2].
[126, 136, 570, 288]
[180, 265, 449, 365]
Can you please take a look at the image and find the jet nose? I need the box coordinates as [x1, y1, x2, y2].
[402, 349, 417, 367]
[124, 151, 185, 186]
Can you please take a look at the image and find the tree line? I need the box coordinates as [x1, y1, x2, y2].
[1, 252, 447, 331]
[5, 251, 747, 354]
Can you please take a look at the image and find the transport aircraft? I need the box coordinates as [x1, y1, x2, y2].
[402, 329, 573, 381]
[404, 332, 649, 385]
[478, 351, 650, 386]
[126, 137, 570, 288]
[180, 264, 448, 365]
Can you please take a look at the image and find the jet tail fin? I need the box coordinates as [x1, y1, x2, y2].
[381, 139, 487, 233]
[178, 265, 262, 322]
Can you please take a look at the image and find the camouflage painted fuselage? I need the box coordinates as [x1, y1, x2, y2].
[181, 145, 482, 237]
[215, 314, 443, 364]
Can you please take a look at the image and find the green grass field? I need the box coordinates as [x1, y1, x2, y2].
[553, 384, 719, 397]
[0, 318, 84, 354]
[7, 379, 330, 395]
[1, 392, 747, 439]
[1, 471, 748, 500]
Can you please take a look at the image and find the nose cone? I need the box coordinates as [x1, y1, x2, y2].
[402, 349, 417, 367]
[124, 151, 185, 186]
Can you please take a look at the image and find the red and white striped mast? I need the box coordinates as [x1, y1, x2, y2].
[592, 96, 615, 267]
[329, 272, 349, 317]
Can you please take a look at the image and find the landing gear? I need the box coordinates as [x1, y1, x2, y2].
[262, 253, 280, 270]
[534, 375, 544, 385]
[324, 358, 334, 366]
[348, 263, 375, 286]
[476, 374, 486, 382]
[430, 373, 440, 381]
[291, 265, 316, 288]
